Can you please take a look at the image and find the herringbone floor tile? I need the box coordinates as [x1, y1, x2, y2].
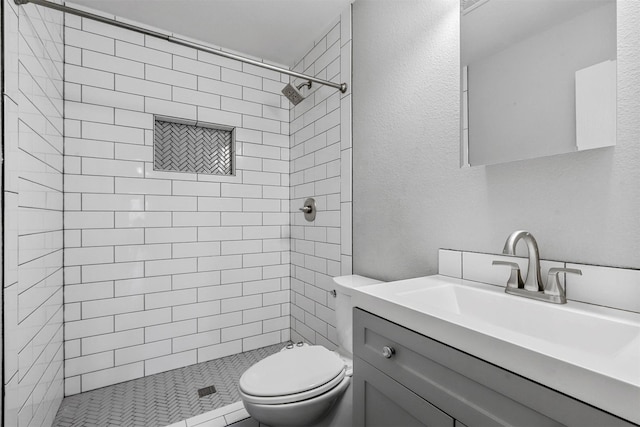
[52, 343, 283, 427]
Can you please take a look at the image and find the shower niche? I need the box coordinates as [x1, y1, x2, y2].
[153, 116, 236, 176]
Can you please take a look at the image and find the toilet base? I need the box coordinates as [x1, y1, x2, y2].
[314, 379, 352, 427]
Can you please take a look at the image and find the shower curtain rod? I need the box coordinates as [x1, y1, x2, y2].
[14, 0, 348, 94]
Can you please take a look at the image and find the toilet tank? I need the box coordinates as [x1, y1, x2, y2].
[333, 275, 383, 355]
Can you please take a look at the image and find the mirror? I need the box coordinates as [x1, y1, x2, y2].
[460, 0, 616, 167]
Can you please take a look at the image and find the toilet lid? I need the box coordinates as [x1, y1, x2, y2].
[239, 346, 345, 397]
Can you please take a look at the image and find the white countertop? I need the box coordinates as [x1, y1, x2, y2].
[349, 275, 640, 424]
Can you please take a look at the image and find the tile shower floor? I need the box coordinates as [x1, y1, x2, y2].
[53, 343, 283, 427]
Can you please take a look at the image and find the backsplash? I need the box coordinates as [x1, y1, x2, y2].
[439, 249, 640, 313]
[63, 8, 291, 394]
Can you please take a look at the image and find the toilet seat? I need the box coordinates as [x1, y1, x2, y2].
[240, 367, 346, 405]
[239, 345, 347, 405]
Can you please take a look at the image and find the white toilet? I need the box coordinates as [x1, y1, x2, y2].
[238, 275, 382, 427]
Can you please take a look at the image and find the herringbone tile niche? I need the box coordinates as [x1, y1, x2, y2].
[154, 117, 235, 175]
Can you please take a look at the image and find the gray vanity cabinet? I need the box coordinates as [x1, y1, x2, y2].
[353, 308, 636, 427]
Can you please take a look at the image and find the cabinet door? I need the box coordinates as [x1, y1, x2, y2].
[354, 357, 454, 427]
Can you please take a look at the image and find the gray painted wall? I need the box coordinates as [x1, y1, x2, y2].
[352, 0, 640, 281]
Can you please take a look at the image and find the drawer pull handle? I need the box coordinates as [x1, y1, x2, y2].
[382, 346, 395, 359]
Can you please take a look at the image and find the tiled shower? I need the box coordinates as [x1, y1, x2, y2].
[2, 0, 352, 425]
[3, 0, 65, 425]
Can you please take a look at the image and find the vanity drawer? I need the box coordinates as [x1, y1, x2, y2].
[353, 308, 635, 427]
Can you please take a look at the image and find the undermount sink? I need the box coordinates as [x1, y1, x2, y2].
[351, 274, 640, 424]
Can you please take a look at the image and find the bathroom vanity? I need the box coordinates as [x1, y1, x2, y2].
[349, 275, 640, 426]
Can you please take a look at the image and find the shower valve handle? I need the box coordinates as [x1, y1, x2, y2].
[299, 198, 316, 222]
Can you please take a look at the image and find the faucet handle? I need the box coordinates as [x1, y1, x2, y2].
[545, 267, 582, 299]
[492, 260, 524, 289]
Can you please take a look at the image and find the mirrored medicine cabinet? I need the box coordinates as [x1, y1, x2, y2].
[460, 0, 617, 167]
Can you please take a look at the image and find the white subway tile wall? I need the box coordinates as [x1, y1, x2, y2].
[290, 8, 353, 347]
[438, 249, 640, 313]
[64, 11, 293, 393]
[3, 0, 65, 426]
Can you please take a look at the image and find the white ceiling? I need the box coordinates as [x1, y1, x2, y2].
[69, 0, 352, 67]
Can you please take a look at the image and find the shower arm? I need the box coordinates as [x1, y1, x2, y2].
[14, 0, 348, 94]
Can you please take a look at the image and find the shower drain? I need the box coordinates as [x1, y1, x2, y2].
[197, 385, 217, 398]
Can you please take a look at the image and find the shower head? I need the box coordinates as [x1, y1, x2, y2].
[282, 81, 312, 106]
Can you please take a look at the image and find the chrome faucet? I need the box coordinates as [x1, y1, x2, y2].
[493, 230, 581, 304]
[502, 230, 543, 292]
